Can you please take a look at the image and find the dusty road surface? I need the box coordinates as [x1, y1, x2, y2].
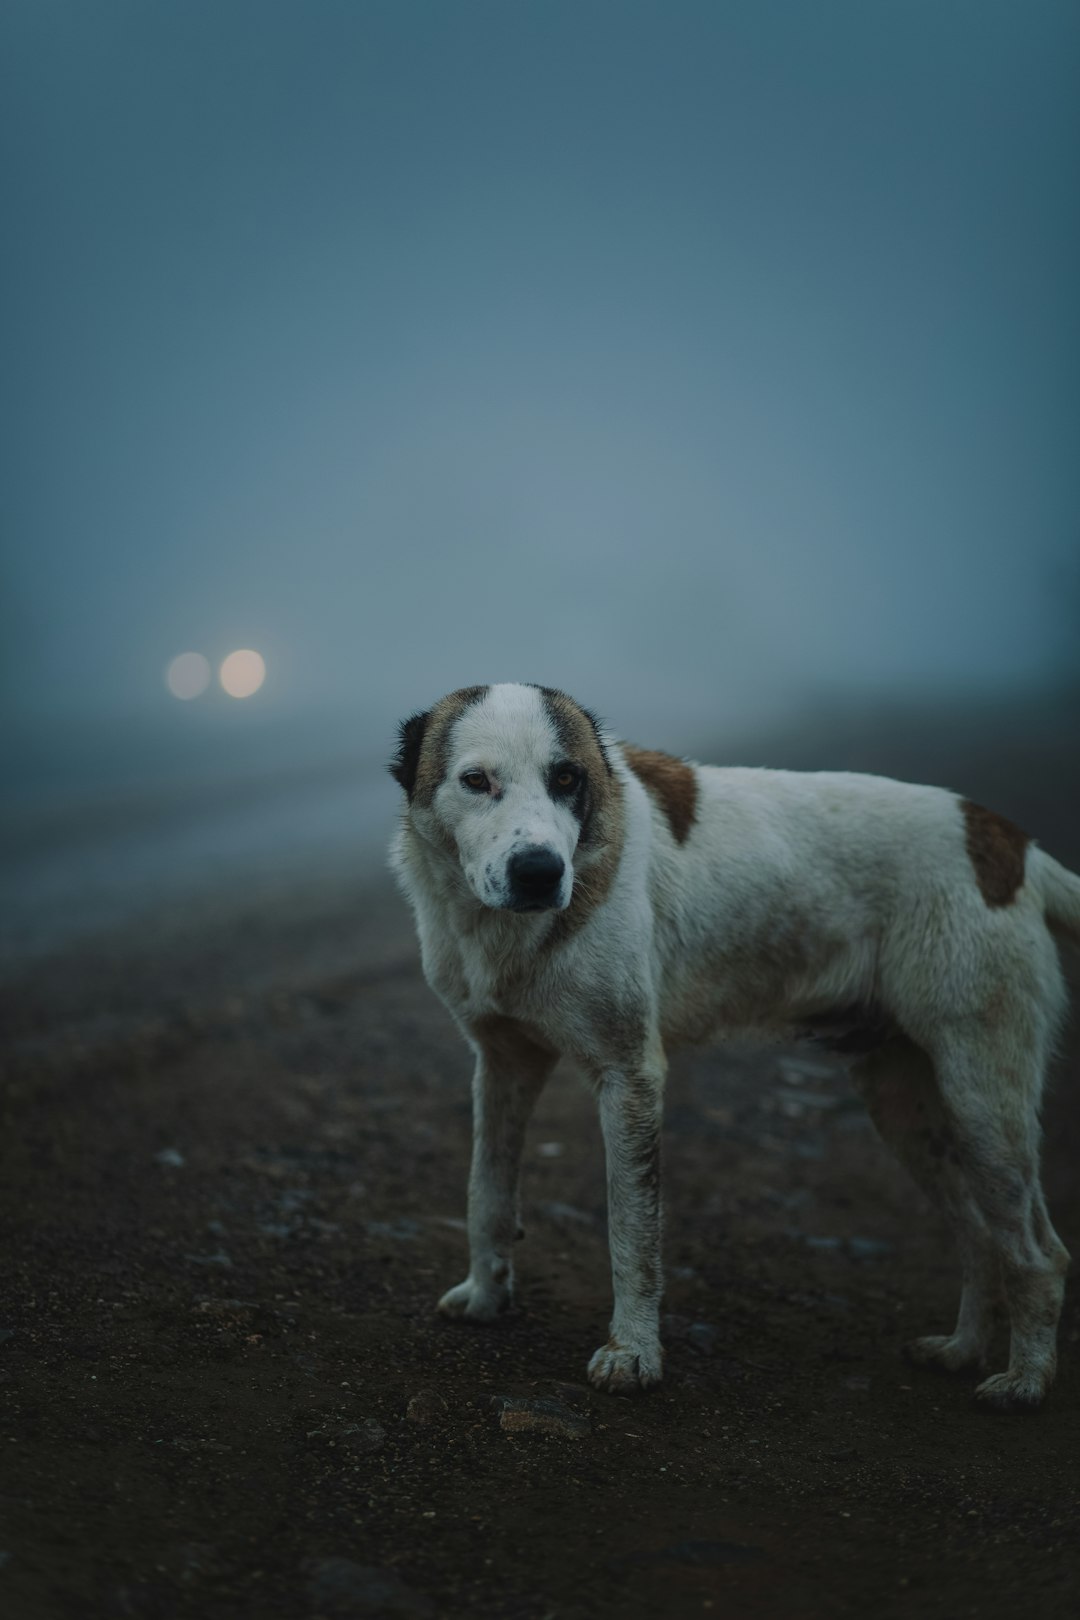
[2, 702, 1079, 1618]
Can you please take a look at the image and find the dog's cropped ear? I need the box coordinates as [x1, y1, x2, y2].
[389, 710, 430, 798]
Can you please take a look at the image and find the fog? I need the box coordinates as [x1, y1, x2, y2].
[2, 2, 1078, 953]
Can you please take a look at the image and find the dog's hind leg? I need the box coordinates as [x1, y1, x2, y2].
[928, 1027, 1069, 1411]
[437, 1017, 557, 1323]
[586, 1061, 666, 1395]
[851, 1038, 1002, 1375]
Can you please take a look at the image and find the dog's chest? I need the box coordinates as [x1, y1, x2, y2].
[420, 915, 554, 1025]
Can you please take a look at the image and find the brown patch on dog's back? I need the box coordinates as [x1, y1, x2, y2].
[623, 747, 698, 845]
[961, 799, 1029, 908]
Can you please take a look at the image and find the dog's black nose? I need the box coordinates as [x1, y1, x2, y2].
[508, 846, 565, 905]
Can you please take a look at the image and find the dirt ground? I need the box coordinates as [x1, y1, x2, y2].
[2, 703, 1079, 1619]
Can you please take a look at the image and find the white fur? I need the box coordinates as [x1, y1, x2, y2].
[391, 684, 1078, 1410]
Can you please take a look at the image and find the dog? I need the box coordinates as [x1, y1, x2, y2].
[388, 682, 1079, 1411]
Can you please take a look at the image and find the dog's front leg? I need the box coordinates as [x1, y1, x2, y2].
[437, 1021, 555, 1322]
[588, 1066, 665, 1393]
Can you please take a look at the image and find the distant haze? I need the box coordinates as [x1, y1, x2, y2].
[3, 0, 1078, 761]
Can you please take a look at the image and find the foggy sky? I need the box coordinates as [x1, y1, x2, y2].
[3, 0, 1079, 748]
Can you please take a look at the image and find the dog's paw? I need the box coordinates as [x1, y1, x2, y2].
[972, 1370, 1049, 1413]
[903, 1334, 986, 1375]
[587, 1337, 663, 1395]
[436, 1275, 510, 1322]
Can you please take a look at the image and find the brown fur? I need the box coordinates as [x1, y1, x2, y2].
[411, 686, 490, 808]
[623, 747, 698, 845]
[961, 800, 1029, 908]
[538, 688, 613, 785]
[539, 692, 626, 945]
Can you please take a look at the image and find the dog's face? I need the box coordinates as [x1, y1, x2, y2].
[391, 683, 616, 912]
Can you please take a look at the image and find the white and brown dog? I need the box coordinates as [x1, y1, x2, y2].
[389, 682, 1079, 1411]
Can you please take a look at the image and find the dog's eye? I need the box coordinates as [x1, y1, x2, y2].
[553, 766, 580, 792]
[460, 770, 489, 793]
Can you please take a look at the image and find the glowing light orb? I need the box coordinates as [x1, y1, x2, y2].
[165, 651, 211, 700]
[220, 648, 266, 699]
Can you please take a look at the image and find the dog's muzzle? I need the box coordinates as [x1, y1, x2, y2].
[507, 846, 566, 911]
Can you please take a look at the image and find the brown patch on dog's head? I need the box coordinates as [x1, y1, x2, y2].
[961, 799, 1029, 908]
[531, 686, 625, 942]
[536, 686, 613, 787]
[622, 746, 698, 845]
[389, 686, 489, 805]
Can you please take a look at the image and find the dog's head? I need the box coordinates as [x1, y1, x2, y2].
[390, 683, 618, 912]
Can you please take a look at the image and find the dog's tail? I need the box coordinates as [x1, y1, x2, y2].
[1032, 847, 1080, 945]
